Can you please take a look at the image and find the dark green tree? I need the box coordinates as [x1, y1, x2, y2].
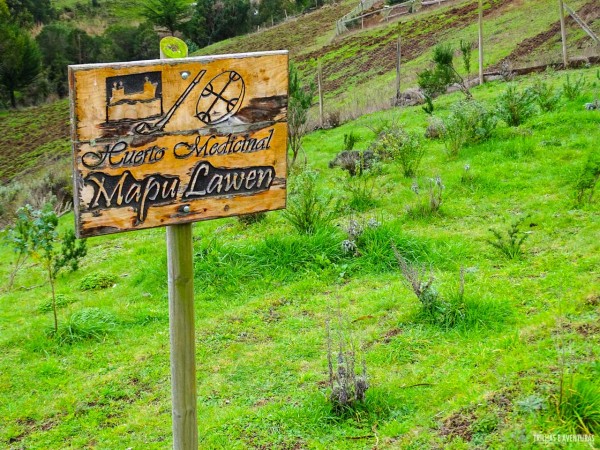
[142, 0, 191, 35]
[0, 24, 41, 107]
[6, 0, 54, 27]
[36, 24, 73, 97]
[186, 0, 250, 48]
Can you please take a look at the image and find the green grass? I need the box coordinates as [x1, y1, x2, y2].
[0, 67, 599, 448]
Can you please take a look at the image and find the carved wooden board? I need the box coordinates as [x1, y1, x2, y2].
[69, 51, 288, 238]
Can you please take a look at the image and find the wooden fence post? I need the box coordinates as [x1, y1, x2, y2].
[559, 0, 569, 67]
[478, 0, 484, 84]
[318, 61, 324, 128]
[160, 37, 198, 450]
[395, 36, 402, 103]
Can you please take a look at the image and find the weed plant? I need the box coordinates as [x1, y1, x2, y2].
[562, 74, 587, 101]
[487, 216, 530, 259]
[78, 273, 117, 290]
[341, 167, 379, 212]
[53, 307, 116, 345]
[392, 244, 464, 328]
[406, 177, 444, 218]
[496, 84, 537, 126]
[554, 377, 600, 435]
[283, 169, 335, 235]
[574, 149, 600, 205]
[370, 126, 424, 177]
[326, 318, 369, 414]
[343, 131, 359, 151]
[531, 77, 561, 112]
[38, 293, 75, 313]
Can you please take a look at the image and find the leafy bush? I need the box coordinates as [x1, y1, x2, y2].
[562, 74, 587, 101]
[79, 273, 118, 291]
[38, 294, 75, 313]
[371, 126, 424, 177]
[496, 84, 537, 127]
[53, 308, 116, 344]
[531, 77, 561, 112]
[406, 177, 444, 218]
[575, 149, 600, 205]
[441, 100, 497, 156]
[487, 216, 530, 259]
[282, 169, 335, 235]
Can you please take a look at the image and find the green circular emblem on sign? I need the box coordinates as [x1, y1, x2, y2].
[160, 37, 188, 59]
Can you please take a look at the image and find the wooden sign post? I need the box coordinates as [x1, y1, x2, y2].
[69, 42, 289, 449]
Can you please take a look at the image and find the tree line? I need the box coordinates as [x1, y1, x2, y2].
[0, 0, 327, 109]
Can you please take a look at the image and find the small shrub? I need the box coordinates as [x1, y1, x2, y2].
[53, 307, 116, 344]
[341, 217, 381, 256]
[79, 273, 118, 291]
[343, 131, 359, 151]
[531, 77, 561, 112]
[554, 377, 600, 435]
[496, 84, 537, 127]
[329, 150, 376, 177]
[575, 149, 600, 205]
[459, 39, 473, 75]
[282, 169, 335, 235]
[460, 164, 474, 184]
[342, 170, 378, 212]
[371, 126, 424, 177]
[326, 319, 368, 413]
[425, 116, 445, 140]
[237, 212, 267, 226]
[393, 245, 465, 328]
[406, 177, 444, 218]
[441, 100, 497, 156]
[38, 294, 75, 313]
[487, 216, 530, 259]
[562, 73, 587, 101]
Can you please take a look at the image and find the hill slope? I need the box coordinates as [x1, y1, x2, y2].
[1, 66, 599, 448]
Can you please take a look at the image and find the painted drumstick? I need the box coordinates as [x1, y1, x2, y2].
[134, 70, 207, 135]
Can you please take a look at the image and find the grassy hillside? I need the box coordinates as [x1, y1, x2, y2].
[198, 0, 600, 113]
[1, 67, 599, 448]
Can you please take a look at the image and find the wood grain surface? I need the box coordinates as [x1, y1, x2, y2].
[69, 51, 288, 237]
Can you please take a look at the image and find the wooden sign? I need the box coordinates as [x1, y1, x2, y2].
[69, 51, 288, 238]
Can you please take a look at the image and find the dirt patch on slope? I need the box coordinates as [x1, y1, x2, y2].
[298, 0, 509, 93]
[496, 1, 600, 67]
[0, 101, 70, 183]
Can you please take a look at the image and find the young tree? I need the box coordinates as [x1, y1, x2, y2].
[0, 24, 41, 107]
[417, 44, 472, 101]
[142, 0, 191, 35]
[9, 204, 87, 333]
[288, 63, 315, 169]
